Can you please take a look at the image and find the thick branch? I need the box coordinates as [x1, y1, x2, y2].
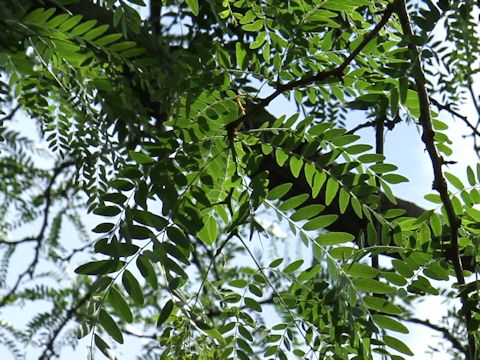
[395, 0, 475, 358]
[403, 317, 468, 356]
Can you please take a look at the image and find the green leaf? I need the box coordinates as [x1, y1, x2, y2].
[167, 227, 191, 249]
[250, 31, 267, 49]
[157, 299, 174, 327]
[93, 206, 122, 217]
[358, 153, 385, 163]
[312, 171, 327, 198]
[197, 215, 218, 245]
[275, 148, 288, 166]
[391, 260, 414, 278]
[372, 315, 409, 334]
[229, 279, 248, 288]
[303, 214, 338, 230]
[132, 209, 168, 231]
[98, 309, 124, 344]
[314, 232, 354, 246]
[108, 287, 133, 323]
[269, 258, 283, 268]
[278, 194, 309, 211]
[185, 0, 199, 15]
[290, 204, 325, 221]
[244, 297, 262, 312]
[322, 0, 369, 11]
[325, 178, 339, 205]
[122, 270, 144, 306]
[242, 19, 264, 32]
[342, 263, 379, 278]
[136, 255, 158, 290]
[352, 278, 394, 294]
[84, 24, 109, 41]
[75, 260, 125, 275]
[283, 259, 304, 274]
[129, 151, 155, 164]
[71, 19, 97, 36]
[289, 156, 303, 178]
[429, 212, 442, 237]
[266, 183, 292, 200]
[467, 165, 476, 186]
[338, 188, 350, 214]
[364, 296, 402, 315]
[384, 335, 414, 356]
[96, 33, 123, 46]
[94, 334, 116, 360]
[444, 171, 464, 190]
[369, 163, 398, 174]
[345, 144, 372, 155]
[92, 222, 115, 233]
[382, 173, 409, 184]
[236, 42, 247, 69]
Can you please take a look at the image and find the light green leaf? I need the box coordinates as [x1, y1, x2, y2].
[444, 171, 464, 190]
[283, 259, 304, 274]
[353, 278, 394, 294]
[312, 171, 327, 198]
[325, 178, 339, 205]
[303, 214, 338, 231]
[290, 204, 325, 221]
[185, 0, 199, 15]
[342, 263, 379, 279]
[198, 215, 218, 245]
[372, 315, 409, 334]
[266, 183, 292, 200]
[242, 19, 264, 32]
[278, 194, 309, 211]
[314, 232, 354, 246]
[289, 156, 303, 178]
[236, 42, 246, 69]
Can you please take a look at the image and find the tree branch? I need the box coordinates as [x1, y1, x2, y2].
[0, 160, 75, 307]
[403, 317, 467, 357]
[394, 0, 475, 357]
[227, 2, 396, 135]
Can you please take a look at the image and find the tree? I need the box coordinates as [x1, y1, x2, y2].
[0, 0, 478, 359]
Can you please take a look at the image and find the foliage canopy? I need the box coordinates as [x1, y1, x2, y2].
[0, 0, 479, 359]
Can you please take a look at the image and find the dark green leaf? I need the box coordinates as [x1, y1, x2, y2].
[384, 335, 414, 356]
[75, 260, 125, 275]
[157, 299, 174, 327]
[98, 309, 123, 344]
[122, 270, 144, 306]
[108, 287, 133, 323]
[314, 232, 354, 246]
[372, 315, 409, 334]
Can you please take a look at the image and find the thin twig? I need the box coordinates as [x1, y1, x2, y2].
[0, 104, 20, 121]
[0, 160, 75, 306]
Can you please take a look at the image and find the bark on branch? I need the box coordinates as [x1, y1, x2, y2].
[394, 0, 475, 357]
